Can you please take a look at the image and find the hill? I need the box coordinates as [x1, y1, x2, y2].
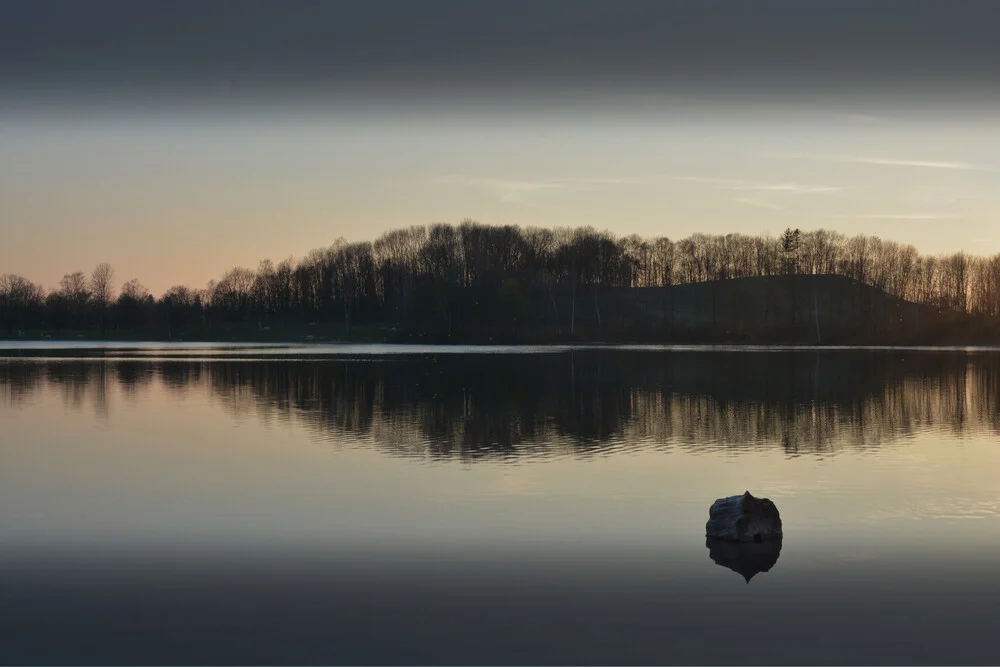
[480, 274, 999, 345]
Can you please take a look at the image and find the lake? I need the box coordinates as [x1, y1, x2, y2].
[2, 344, 1000, 665]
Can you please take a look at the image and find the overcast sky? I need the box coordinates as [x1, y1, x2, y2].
[3, 0, 1000, 295]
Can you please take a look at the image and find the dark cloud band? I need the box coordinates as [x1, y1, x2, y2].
[3, 0, 998, 103]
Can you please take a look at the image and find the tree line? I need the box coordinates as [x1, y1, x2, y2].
[2, 223, 1000, 338]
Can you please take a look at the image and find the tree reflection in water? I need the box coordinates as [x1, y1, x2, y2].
[3, 349, 1000, 460]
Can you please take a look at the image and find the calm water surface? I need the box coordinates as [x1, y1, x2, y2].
[2, 344, 1000, 664]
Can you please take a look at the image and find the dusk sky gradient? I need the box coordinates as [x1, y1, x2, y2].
[3, 0, 1000, 295]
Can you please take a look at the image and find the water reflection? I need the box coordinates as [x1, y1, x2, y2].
[3, 349, 1000, 459]
[706, 537, 783, 583]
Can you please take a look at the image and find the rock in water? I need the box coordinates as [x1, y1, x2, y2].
[705, 490, 782, 543]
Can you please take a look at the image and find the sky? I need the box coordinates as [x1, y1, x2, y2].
[2, 0, 1000, 296]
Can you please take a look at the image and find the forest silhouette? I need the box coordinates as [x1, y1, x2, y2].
[2, 223, 1000, 343]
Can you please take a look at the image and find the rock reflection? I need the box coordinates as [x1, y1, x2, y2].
[3, 349, 1000, 459]
[706, 537, 782, 583]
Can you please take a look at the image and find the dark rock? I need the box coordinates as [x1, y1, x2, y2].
[705, 490, 782, 543]
[706, 536, 782, 583]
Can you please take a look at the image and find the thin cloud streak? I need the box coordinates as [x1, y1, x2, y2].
[437, 174, 642, 208]
[442, 173, 845, 208]
[865, 213, 963, 219]
[442, 173, 847, 211]
[733, 197, 784, 210]
[827, 213, 965, 220]
[438, 175, 566, 203]
[774, 153, 996, 171]
[672, 176, 844, 194]
[444, 172, 651, 192]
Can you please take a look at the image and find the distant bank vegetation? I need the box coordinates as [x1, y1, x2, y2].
[1, 224, 999, 342]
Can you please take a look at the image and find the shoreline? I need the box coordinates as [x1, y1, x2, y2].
[3, 338, 1000, 352]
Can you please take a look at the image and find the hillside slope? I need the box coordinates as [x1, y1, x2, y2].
[505, 274, 998, 345]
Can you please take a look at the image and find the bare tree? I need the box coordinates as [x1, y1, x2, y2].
[0, 274, 45, 334]
[89, 263, 115, 334]
[212, 267, 256, 320]
[90, 263, 115, 305]
[119, 278, 149, 302]
[57, 271, 91, 328]
[59, 272, 89, 302]
[115, 279, 149, 330]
